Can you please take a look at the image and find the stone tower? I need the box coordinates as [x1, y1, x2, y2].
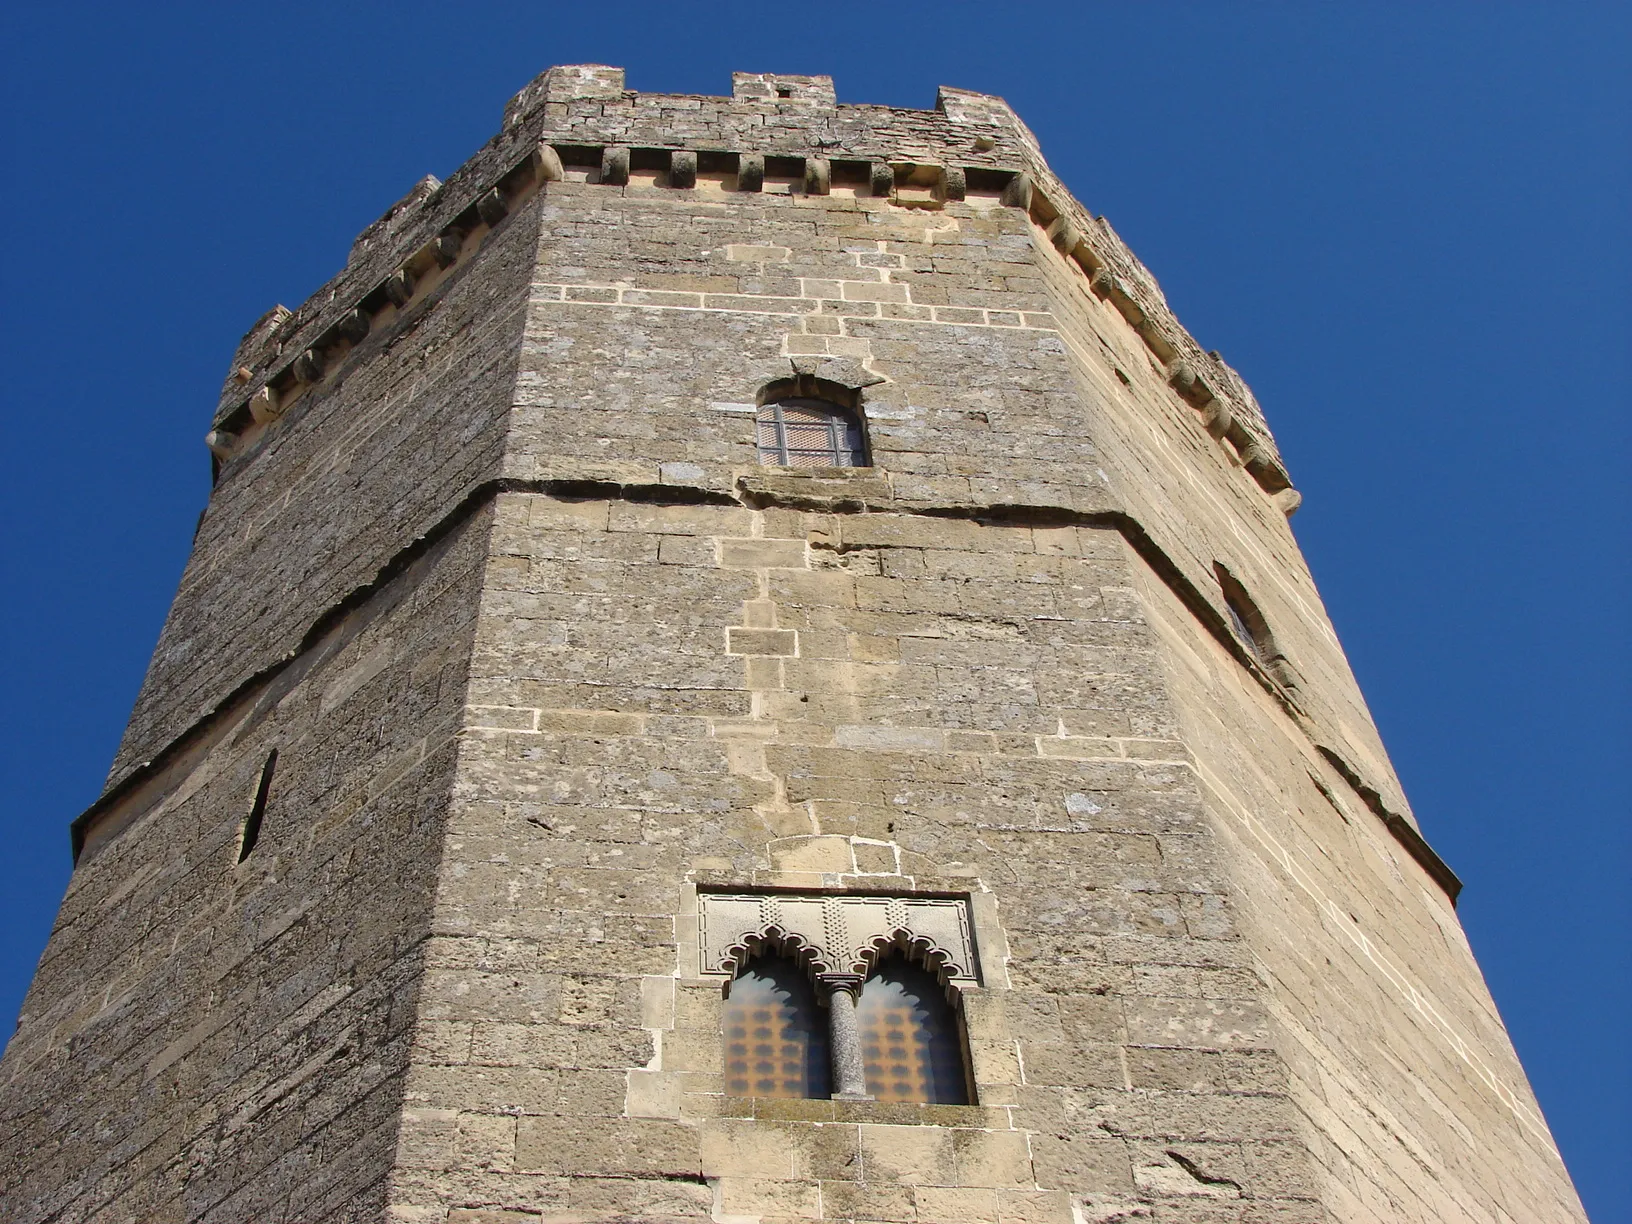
[1, 66, 1586, 1224]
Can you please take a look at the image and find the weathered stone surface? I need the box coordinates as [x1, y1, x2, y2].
[0, 65, 1584, 1224]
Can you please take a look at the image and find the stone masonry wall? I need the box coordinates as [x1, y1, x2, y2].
[1026, 231, 1412, 822]
[108, 186, 543, 790]
[1, 510, 492, 1223]
[1128, 558, 1587, 1224]
[394, 494, 1321, 1222]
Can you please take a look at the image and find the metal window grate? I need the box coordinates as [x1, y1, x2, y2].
[722, 956, 831, 1099]
[856, 959, 970, 1105]
[756, 398, 866, 468]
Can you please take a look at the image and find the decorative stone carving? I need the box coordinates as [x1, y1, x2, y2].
[699, 891, 980, 985]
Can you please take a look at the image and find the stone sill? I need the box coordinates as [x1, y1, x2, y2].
[711, 1095, 1011, 1129]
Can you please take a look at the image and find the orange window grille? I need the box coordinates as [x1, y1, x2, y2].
[722, 957, 831, 1099]
[856, 958, 971, 1105]
[755, 398, 867, 468]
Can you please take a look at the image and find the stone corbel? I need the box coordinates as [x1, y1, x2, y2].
[476, 189, 507, 227]
[1000, 172, 1032, 210]
[669, 150, 698, 189]
[383, 269, 414, 308]
[600, 146, 630, 186]
[1237, 439, 1276, 481]
[804, 158, 831, 196]
[247, 386, 280, 424]
[531, 142, 564, 183]
[335, 308, 370, 345]
[291, 349, 323, 384]
[1200, 397, 1234, 437]
[1046, 216, 1079, 254]
[1272, 487, 1303, 517]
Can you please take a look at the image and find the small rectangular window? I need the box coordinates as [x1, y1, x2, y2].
[756, 399, 867, 468]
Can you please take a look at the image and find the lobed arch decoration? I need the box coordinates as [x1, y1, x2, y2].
[700, 892, 980, 991]
[717, 925, 827, 985]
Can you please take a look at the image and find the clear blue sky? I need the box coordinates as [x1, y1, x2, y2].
[3, 3, 1627, 1217]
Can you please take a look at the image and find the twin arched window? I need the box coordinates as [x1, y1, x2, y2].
[722, 953, 971, 1104]
[755, 398, 867, 468]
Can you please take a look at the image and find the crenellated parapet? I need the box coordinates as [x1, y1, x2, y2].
[210, 65, 1296, 507]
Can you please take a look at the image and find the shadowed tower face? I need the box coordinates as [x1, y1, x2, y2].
[0, 64, 1586, 1224]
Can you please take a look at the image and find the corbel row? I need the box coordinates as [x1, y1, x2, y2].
[206, 142, 572, 465]
[584, 143, 989, 205]
[1005, 171, 1302, 517]
[207, 144, 1023, 470]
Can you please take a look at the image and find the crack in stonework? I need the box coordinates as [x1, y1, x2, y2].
[74, 477, 1456, 915]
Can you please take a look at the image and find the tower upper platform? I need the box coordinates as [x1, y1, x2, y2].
[211, 66, 1290, 500]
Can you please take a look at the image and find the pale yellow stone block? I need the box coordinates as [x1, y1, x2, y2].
[725, 244, 791, 262]
[841, 280, 909, 303]
[1036, 735, 1122, 759]
[726, 627, 799, 656]
[744, 657, 785, 689]
[915, 1185, 1000, 1223]
[626, 1069, 682, 1119]
[968, 1036, 1023, 1086]
[702, 1119, 799, 1179]
[769, 835, 855, 874]
[661, 1025, 725, 1074]
[526, 496, 610, 530]
[996, 1189, 1074, 1223]
[641, 976, 676, 1029]
[954, 1128, 1034, 1188]
[717, 1175, 823, 1218]
[859, 1123, 956, 1185]
[720, 538, 809, 568]
[823, 1180, 916, 1222]
[847, 633, 900, 662]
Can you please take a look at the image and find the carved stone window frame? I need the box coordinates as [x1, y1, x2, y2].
[695, 888, 984, 1103]
[643, 883, 1019, 1123]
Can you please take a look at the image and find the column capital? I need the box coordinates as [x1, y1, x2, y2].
[816, 971, 865, 999]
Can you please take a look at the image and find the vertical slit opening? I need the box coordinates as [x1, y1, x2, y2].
[239, 749, 277, 863]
